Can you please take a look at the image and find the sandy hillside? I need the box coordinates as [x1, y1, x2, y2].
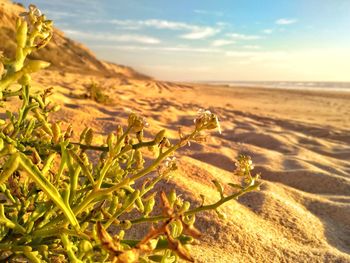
[0, 0, 151, 79]
[1, 1, 350, 262]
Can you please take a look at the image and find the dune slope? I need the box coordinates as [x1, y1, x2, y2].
[0, 0, 150, 79]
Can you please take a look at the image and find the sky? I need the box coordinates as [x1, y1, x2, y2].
[20, 0, 350, 81]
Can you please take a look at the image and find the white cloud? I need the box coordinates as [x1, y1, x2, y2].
[109, 19, 219, 40]
[146, 65, 212, 73]
[243, 45, 261, 49]
[194, 9, 223, 16]
[275, 18, 297, 25]
[42, 10, 79, 20]
[211, 39, 236, 47]
[145, 19, 193, 30]
[180, 28, 220, 39]
[111, 19, 192, 31]
[210, 32, 261, 47]
[216, 22, 230, 27]
[226, 33, 262, 40]
[108, 20, 142, 30]
[92, 44, 221, 53]
[161, 46, 220, 52]
[64, 29, 161, 44]
[262, 29, 273, 34]
[226, 50, 288, 62]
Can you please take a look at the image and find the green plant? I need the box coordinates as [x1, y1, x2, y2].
[0, 5, 261, 262]
[85, 81, 111, 104]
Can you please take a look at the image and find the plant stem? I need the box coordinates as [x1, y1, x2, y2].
[129, 183, 261, 225]
[23, 139, 157, 154]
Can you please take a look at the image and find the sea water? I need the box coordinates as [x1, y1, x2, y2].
[204, 81, 350, 92]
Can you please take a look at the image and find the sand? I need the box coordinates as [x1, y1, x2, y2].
[24, 70, 350, 263]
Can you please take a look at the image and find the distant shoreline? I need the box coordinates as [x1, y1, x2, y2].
[190, 81, 350, 92]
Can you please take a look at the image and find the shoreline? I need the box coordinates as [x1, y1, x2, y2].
[187, 80, 350, 93]
[181, 81, 350, 96]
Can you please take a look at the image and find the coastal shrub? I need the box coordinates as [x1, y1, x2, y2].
[85, 81, 111, 104]
[0, 5, 261, 262]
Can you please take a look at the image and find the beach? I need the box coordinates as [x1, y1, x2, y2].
[1, 1, 350, 261]
[29, 70, 350, 262]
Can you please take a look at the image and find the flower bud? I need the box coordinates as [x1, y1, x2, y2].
[45, 20, 53, 27]
[31, 148, 41, 164]
[108, 196, 119, 214]
[135, 197, 144, 213]
[80, 152, 90, 166]
[212, 179, 224, 198]
[147, 145, 155, 153]
[116, 124, 123, 139]
[16, 18, 28, 48]
[168, 189, 177, 207]
[128, 113, 137, 127]
[120, 220, 132, 230]
[7, 144, 17, 154]
[37, 245, 49, 253]
[23, 246, 33, 253]
[3, 123, 14, 135]
[144, 196, 155, 217]
[122, 144, 132, 153]
[107, 132, 115, 150]
[64, 124, 73, 139]
[52, 122, 61, 144]
[163, 138, 171, 148]
[79, 127, 89, 143]
[118, 249, 139, 263]
[154, 129, 166, 144]
[24, 60, 50, 73]
[128, 113, 148, 133]
[85, 128, 93, 145]
[52, 105, 60, 112]
[134, 150, 144, 169]
[215, 209, 227, 220]
[79, 240, 93, 253]
[118, 230, 125, 240]
[118, 189, 126, 198]
[170, 220, 183, 238]
[81, 222, 89, 231]
[0, 61, 4, 77]
[179, 201, 190, 213]
[136, 130, 143, 142]
[183, 214, 196, 226]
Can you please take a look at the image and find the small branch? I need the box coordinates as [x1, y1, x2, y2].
[129, 183, 261, 225]
[23, 139, 158, 154]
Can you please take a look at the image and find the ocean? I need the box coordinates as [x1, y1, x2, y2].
[203, 81, 350, 92]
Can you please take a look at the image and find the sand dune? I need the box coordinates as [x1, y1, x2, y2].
[0, 0, 150, 79]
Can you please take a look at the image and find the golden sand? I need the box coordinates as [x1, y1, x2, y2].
[31, 71, 350, 262]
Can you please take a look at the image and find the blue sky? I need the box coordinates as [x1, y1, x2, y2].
[20, 0, 350, 81]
